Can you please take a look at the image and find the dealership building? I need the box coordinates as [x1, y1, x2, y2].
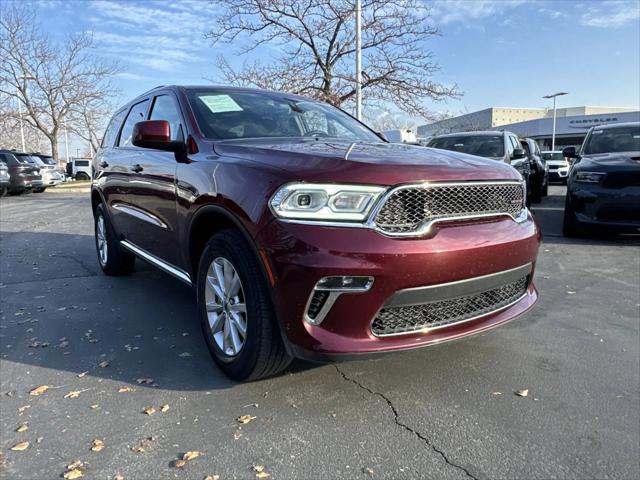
[417, 106, 639, 150]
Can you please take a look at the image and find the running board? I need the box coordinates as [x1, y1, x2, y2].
[120, 240, 192, 286]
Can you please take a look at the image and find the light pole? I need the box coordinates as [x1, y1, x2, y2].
[355, 0, 362, 120]
[543, 92, 568, 151]
[64, 118, 70, 164]
[15, 75, 35, 152]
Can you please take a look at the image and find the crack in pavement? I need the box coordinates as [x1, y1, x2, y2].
[334, 364, 479, 480]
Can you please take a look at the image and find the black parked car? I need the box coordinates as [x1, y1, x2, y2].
[0, 159, 10, 197]
[0, 150, 43, 195]
[562, 122, 640, 236]
[520, 137, 548, 202]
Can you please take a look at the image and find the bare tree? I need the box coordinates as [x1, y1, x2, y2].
[67, 97, 115, 156]
[0, 93, 46, 151]
[207, 0, 459, 117]
[0, 5, 119, 163]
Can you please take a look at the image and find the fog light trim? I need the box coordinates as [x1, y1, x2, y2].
[304, 276, 374, 325]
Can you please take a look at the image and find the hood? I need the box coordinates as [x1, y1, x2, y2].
[578, 151, 640, 170]
[212, 138, 519, 185]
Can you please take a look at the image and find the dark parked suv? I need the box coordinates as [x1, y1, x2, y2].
[92, 86, 541, 380]
[0, 150, 43, 195]
[562, 122, 640, 236]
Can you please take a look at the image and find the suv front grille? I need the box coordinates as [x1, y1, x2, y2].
[374, 182, 525, 234]
[371, 276, 528, 336]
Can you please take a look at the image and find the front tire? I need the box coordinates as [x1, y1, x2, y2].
[94, 203, 135, 275]
[562, 193, 583, 237]
[197, 230, 291, 381]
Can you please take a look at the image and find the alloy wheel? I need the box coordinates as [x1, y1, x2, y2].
[205, 257, 247, 357]
[96, 214, 108, 266]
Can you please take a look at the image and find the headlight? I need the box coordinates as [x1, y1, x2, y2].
[270, 183, 386, 222]
[575, 172, 605, 183]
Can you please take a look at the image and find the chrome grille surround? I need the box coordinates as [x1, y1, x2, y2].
[371, 181, 527, 236]
[371, 275, 529, 336]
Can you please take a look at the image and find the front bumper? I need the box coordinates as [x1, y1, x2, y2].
[257, 213, 541, 359]
[569, 182, 640, 229]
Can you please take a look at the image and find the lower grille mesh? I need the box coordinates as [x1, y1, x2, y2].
[372, 276, 528, 336]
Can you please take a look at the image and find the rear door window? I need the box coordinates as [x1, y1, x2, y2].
[102, 110, 127, 148]
[118, 100, 150, 147]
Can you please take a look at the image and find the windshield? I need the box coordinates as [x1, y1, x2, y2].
[187, 90, 381, 142]
[428, 135, 505, 158]
[583, 126, 640, 154]
[541, 152, 564, 161]
[38, 155, 56, 165]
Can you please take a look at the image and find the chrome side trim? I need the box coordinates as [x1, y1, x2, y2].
[112, 202, 168, 229]
[120, 240, 192, 285]
[373, 291, 528, 337]
[385, 263, 532, 308]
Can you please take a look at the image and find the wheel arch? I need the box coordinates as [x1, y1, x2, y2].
[91, 188, 105, 215]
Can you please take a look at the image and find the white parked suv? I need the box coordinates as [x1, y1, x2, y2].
[541, 151, 570, 184]
[32, 154, 63, 191]
[66, 158, 92, 181]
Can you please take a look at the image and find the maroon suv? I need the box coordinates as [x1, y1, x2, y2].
[92, 86, 540, 381]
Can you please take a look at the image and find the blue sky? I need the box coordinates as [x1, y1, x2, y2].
[31, 0, 640, 123]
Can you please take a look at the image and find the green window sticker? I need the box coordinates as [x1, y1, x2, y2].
[199, 94, 243, 113]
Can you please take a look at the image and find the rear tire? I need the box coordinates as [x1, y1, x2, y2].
[94, 203, 135, 275]
[0, 187, 6, 197]
[76, 172, 90, 181]
[197, 230, 291, 381]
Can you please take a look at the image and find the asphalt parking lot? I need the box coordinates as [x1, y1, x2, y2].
[1, 186, 639, 480]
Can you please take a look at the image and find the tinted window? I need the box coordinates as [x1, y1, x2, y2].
[149, 95, 184, 142]
[118, 100, 150, 147]
[541, 152, 564, 161]
[102, 110, 127, 148]
[38, 156, 56, 165]
[14, 154, 38, 164]
[75, 160, 90, 166]
[583, 126, 640, 154]
[428, 135, 505, 158]
[186, 90, 380, 141]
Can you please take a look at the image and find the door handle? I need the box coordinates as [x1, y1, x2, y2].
[99, 161, 109, 168]
[131, 164, 144, 173]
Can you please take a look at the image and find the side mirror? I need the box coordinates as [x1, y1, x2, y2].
[562, 146, 578, 158]
[132, 120, 185, 153]
[512, 148, 527, 160]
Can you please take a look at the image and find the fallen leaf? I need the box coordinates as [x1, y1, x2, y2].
[491, 391, 502, 396]
[182, 451, 201, 461]
[90, 404, 99, 409]
[160, 404, 170, 412]
[77, 372, 88, 378]
[66, 460, 84, 470]
[204, 476, 220, 480]
[114, 475, 124, 480]
[237, 414, 256, 424]
[118, 386, 135, 393]
[363, 467, 374, 476]
[172, 459, 187, 469]
[178, 352, 191, 357]
[18, 405, 31, 413]
[63, 469, 83, 479]
[15, 423, 28, 432]
[515, 388, 529, 397]
[36, 436, 43, 444]
[253, 466, 270, 478]
[131, 446, 145, 454]
[136, 378, 154, 385]
[58, 341, 69, 348]
[91, 438, 105, 452]
[143, 407, 156, 416]
[10, 441, 30, 451]
[64, 390, 84, 399]
[30, 385, 49, 396]
[98, 360, 109, 368]
[567, 291, 576, 295]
